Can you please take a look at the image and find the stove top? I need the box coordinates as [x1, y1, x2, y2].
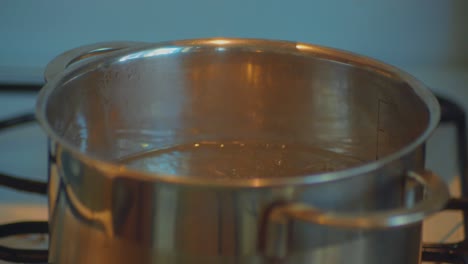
[0, 75, 468, 263]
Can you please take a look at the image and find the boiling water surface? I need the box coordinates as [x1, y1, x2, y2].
[119, 142, 365, 179]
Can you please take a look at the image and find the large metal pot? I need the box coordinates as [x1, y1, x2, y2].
[37, 38, 449, 264]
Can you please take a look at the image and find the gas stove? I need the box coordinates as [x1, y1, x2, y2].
[0, 66, 467, 263]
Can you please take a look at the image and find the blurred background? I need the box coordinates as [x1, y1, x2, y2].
[0, 0, 467, 91]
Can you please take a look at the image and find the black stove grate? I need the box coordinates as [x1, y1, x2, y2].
[422, 95, 468, 264]
[0, 85, 467, 263]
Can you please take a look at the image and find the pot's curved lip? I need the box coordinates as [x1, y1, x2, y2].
[36, 37, 441, 188]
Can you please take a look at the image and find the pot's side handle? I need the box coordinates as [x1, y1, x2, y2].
[258, 170, 450, 259]
[44, 41, 148, 83]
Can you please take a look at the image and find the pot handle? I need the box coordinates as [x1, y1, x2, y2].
[44, 41, 147, 82]
[259, 170, 450, 259]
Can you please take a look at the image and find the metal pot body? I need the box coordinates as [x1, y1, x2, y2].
[38, 38, 447, 264]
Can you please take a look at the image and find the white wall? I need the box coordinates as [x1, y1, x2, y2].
[1, 0, 467, 81]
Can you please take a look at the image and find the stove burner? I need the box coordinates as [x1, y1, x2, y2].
[0, 222, 48, 263]
[0, 87, 467, 263]
[422, 198, 468, 264]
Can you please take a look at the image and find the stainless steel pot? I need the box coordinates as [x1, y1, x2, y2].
[37, 38, 450, 264]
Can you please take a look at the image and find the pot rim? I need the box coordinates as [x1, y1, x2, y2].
[36, 37, 441, 188]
